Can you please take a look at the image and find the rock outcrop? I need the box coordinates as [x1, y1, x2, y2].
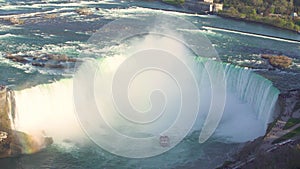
[75, 8, 93, 15]
[5, 53, 80, 69]
[43, 13, 58, 19]
[219, 89, 300, 169]
[5, 54, 29, 63]
[3, 17, 25, 25]
[261, 54, 293, 69]
[0, 86, 52, 158]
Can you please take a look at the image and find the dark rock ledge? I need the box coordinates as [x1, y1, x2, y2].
[5, 53, 81, 69]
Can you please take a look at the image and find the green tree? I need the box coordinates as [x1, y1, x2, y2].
[285, 20, 295, 29]
[269, 5, 275, 14]
[252, 9, 257, 15]
[274, 0, 289, 14]
[252, 0, 263, 6]
[228, 6, 239, 15]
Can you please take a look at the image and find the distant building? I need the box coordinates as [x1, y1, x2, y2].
[291, 12, 298, 18]
[213, 3, 223, 12]
[184, 0, 223, 13]
[203, 0, 213, 3]
[198, 2, 213, 12]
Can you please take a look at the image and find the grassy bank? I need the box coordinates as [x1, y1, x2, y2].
[273, 126, 300, 144]
[284, 118, 300, 130]
[161, 0, 185, 5]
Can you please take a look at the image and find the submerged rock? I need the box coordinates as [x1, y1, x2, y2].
[0, 86, 52, 158]
[43, 13, 58, 19]
[32, 62, 66, 69]
[75, 7, 93, 15]
[42, 54, 77, 62]
[5, 54, 29, 63]
[3, 17, 25, 25]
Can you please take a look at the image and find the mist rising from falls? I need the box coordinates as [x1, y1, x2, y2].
[14, 80, 85, 143]
[13, 62, 279, 144]
[12, 33, 279, 145]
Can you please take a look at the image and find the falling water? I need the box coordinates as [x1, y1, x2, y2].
[12, 33, 279, 145]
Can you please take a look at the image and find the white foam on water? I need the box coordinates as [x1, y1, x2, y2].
[0, 33, 22, 39]
[203, 26, 300, 44]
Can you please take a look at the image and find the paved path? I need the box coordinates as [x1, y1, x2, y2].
[263, 123, 300, 148]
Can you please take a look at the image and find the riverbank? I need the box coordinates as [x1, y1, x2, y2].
[157, 0, 300, 33]
[217, 12, 300, 34]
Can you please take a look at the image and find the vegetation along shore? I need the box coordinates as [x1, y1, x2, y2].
[160, 0, 300, 33]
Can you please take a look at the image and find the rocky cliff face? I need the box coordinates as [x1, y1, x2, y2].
[0, 86, 14, 133]
[0, 86, 52, 158]
[219, 89, 300, 169]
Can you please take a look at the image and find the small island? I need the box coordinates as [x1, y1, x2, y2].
[261, 54, 293, 69]
[5, 53, 80, 69]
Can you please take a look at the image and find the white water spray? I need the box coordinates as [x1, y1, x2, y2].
[14, 79, 84, 143]
[13, 32, 279, 147]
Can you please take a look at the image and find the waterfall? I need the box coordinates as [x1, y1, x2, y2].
[0, 86, 16, 131]
[12, 58, 280, 144]
[0, 86, 53, 156]
[195, 58, 279, 142]
[6, 88, 16, 128]
[196, 58, 279, 127]
[224, 64, 279, 125]
[14, 79, 85, 143]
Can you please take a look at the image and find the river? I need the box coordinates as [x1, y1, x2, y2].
[0, 0, 299, 168]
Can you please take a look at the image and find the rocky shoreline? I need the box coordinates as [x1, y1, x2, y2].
[216, 51, 300, 168]
[218, 89, 300, 169]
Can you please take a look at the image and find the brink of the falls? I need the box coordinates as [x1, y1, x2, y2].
[0, 86, 53, 158]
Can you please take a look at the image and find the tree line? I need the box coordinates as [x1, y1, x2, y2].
[218, 0, 300, 31]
